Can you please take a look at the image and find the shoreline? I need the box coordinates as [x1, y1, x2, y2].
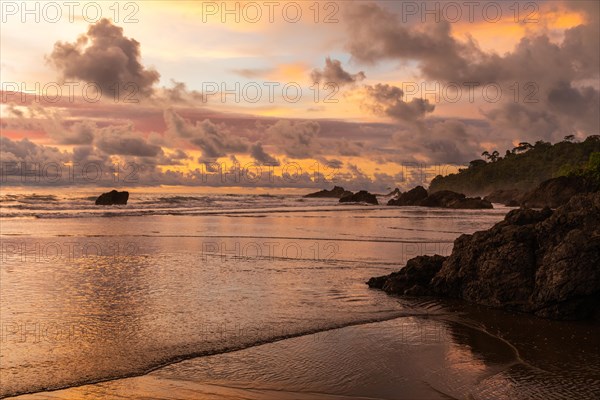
[1, 312, 428, 399]
[5, 315, 506, 400]
[7, 303, 600, 400]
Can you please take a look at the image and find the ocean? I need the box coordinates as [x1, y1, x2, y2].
[1, 191, 598, 399]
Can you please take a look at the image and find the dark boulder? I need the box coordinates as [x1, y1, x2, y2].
[368, 193, 600, 320]
[387, 186, 428, 206]
[367, 255, 446, 296]
[504, 207, 552, 226]
[387, 187, 492, 209]
[95, 190, 129, 205]
[420, 190, 493, 209]
[305, 186, 353, 198]
[339, 190, 378, 205]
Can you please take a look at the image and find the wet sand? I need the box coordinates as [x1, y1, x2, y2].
[9, 305, 600, 400]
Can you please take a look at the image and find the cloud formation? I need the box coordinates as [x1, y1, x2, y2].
[164, 109, 249, 163]
[344, 2, 600, 141]
[310, 57, 365, 86]
[250, 142, 280, 166]
[48, 18, 160, 97]
[364, 84, 435, 122]
[267, 120, 321, 159]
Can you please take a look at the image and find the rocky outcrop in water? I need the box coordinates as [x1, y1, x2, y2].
[421, 190, 492, 209]
[387, 186, 428, 206]
[339, 190, 378, 205]
[369, 192, 600, 320]
[367, 255, 445, 296]
[305, 186, 353, 198]
[387, 187, 492, 209]
[95, 190, 129, 205]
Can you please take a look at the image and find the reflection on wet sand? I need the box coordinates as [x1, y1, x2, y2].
[10, 299, 600, 399]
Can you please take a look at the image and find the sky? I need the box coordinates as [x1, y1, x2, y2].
[1, 0, 599, 191]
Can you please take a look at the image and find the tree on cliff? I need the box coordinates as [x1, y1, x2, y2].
[429, 135, 600, 195]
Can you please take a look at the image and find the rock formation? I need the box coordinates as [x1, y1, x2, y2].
[369, 193, 600, 320]
[95, 190, 129, 205]
[339, 190, 378, 205]
[387, 186, 428, 206]
[304, 186, 353, 198]
[387, 187, 492, 209]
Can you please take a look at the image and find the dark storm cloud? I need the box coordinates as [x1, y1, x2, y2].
[0, 137, 66, 165]
[310, 58, 366, 86]
[266, 120, 321, 159]
[48, 18, 160, 97]
[343, 1, 599, 141]
[96, 131, 162, 157]
[344, 3, 469, 78]
[250, 142, 280, 166]
[164, 109, 249, 162]
[364, 84, 435, 122]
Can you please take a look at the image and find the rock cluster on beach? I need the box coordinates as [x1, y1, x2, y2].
[388, 186, 492, 209]
[368, 192, 600, 320]
[304, 186, 353, 198]
[95, 190, 129, 205]
[305, 186, 492, 208]
[339, 190, 379, 205]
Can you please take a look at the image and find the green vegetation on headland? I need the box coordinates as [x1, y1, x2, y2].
[429, 135, 600, 195]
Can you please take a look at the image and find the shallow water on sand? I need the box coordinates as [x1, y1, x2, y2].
[1, 193, 598, 399]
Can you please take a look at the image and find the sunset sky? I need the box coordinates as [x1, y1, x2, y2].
[1, 0, 598, 191]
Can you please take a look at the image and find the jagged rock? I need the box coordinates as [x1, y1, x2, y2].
[420, 190, 493, 209]
[304, 186, 353, 198]
[504, 207, 552, 225]
[339, 190, 378, 205]
[385, 188, 401, 197]
[95, 190, 129, 205]
[484, 189, 524, 206]
[368, 193, 600, 320]
[367, 255, 446, 296]
[521, 175, 597, 208]
[387, 186, 428, 206]
[387, 187, 492, 209]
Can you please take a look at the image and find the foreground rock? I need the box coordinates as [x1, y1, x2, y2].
[369, 192, 600, 320]
[95, 190, 129, 205]
[367, 255, 446, 296]
[520, 175, 598, 208]
[387, 187, 492, 209]
[304, 186, 353, 198]
[339, 190, 378, 205]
